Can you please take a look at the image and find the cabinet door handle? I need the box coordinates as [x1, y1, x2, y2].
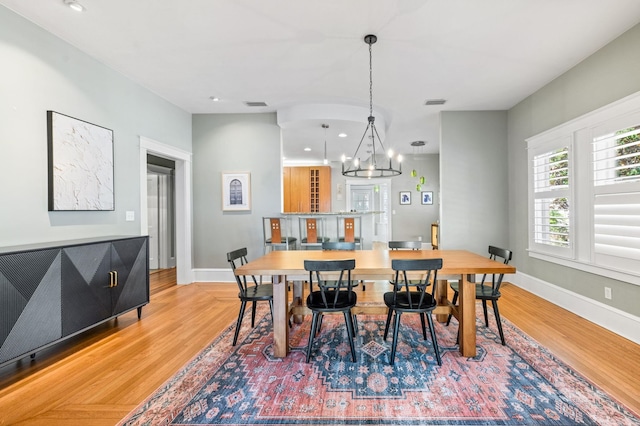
[114, 270, 118, 287]
[108, 271, 114, 288]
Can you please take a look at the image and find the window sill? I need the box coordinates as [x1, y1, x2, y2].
[528, 250, 640, 286]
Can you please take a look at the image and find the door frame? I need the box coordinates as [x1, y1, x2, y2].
[139, 136, 193, 285]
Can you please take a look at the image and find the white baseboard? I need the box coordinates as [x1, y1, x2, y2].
[511, 271, 640, 345]
[193, 268, 235, 283]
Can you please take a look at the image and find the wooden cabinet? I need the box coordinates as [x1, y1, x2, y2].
[0, 236, 149, 367]
[283, 166, 331, 213]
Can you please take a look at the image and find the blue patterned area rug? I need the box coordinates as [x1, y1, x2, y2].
[119, 305, 640, 425]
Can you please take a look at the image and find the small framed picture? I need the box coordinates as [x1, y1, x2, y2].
[222, 172, 251, 211]
[399, 191, 411, 205]
[421, 191, 433, 205]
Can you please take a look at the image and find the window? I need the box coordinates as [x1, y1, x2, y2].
[527, 91, 640, 284]
[591, 123, 640, 274]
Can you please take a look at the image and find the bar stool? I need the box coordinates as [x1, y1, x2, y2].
[337, 216, 362, 249]
[299, 217, 330, 250]
[263, 217, 297, 253]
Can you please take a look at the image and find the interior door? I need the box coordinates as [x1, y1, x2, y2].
[346, 180, 391, 246]
[147, 173, 159, 270]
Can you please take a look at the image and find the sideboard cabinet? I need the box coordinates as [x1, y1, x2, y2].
[0, 236, 149, 367]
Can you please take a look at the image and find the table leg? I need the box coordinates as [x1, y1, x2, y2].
[272, 274, 289, 357]
[458, 273, 476, 357]
[435, 279, 449, 322]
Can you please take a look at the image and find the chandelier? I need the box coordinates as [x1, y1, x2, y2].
[342, 34, 402, 178]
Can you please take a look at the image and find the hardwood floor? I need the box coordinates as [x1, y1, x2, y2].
[1, 273, 638, 425]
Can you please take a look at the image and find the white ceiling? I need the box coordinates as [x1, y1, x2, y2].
[3, 0, 640, 164]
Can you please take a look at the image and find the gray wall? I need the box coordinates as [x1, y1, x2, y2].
[390, 154, 440, 241]
[440, 111, 509, 255]
[507, 23, 640, 317]
[0, 6, 192, 247]
[192, 113, 282, 268]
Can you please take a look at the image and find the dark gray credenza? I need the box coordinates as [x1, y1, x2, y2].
[0, 236, 149, 367]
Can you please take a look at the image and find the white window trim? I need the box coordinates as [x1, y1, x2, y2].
[526, 90, 640, 286]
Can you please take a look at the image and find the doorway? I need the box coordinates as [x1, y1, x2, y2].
[346, 179, 392, 247]
[147, 159, 176, 271]
[139, 136, 193, 285]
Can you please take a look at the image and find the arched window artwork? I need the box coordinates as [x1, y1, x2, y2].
[229, 179, 243, 205]
[222, 172, 251, 211]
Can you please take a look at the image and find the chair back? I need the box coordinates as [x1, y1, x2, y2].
[304, 259, 356, 309]
[227, 247, 258, 295]
[390, 258, 442, 309]
[481, 245, 513, 295]
[269, 218, 282, 242]
[322, 241, 356, 251]
[388, 241, 422, 250]
[343, 217, 355, 242]
[305, 218, 318, 243]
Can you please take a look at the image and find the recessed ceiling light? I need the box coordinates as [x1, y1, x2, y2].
[64, 0, 85, 12]
[338, 133, 347, 138]
[304, 147, 312, 152]
[209, 96, 219, 102]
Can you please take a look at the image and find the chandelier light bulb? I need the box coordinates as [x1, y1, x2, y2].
[354, 158, 360, 167]
[388, 149, 394, 158]
[341, 154, 346, 162]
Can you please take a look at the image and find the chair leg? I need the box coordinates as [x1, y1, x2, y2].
[344, 311, 357, 362]
[268, 299, 274, 322]
[317, 314, 324, 336]
[446, 291, 458, 326]
[420, 313, 428, 340]
[306, 312, 321, 363]
[389, 311, 402, 365]
[352, 314, 358, 337]
[383, 309, 394, 340]
[251, 301, 257, 328]
[425, 312, 442, 366]
[492, 300, 506, 345]
[233, 301, 247, 346]
[482, 300, 489, 327]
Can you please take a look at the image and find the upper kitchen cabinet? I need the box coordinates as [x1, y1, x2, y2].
[283, 166, 331, 213]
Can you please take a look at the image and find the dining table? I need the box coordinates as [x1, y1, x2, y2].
[234, 249, 516, 358]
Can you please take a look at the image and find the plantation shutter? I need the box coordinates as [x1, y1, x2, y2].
[529, 139, 572, 257]
[591, 123, 640, 274]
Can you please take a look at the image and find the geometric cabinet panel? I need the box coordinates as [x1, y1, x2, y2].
[61, 243, 111, 337]
[0, 249, 62, 364]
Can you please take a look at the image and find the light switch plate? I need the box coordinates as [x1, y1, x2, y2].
[125, 211, 135, 221]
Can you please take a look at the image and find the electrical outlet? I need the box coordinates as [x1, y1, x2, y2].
[604, 287, 612, 300]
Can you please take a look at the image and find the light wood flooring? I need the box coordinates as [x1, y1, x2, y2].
[1, 272, 639, 425]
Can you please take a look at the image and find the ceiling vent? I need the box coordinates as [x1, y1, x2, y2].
[244, 101, 268, 107]
[424, 99, 446, 106]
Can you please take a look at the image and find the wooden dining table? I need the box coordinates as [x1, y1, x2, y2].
[234, 249, 515, 358]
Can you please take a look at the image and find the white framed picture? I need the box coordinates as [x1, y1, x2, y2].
[399, 191, 411, 205]
[222, 172, 251, 211]
[422, 191, 433, 205]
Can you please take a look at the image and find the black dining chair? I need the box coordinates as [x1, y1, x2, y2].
[446, 245, 513, 345]
[227, 247, 273, 346]
[388, 240, 423, 250]
[383, 258, 443, 366]
[303, 259, 358, 363]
